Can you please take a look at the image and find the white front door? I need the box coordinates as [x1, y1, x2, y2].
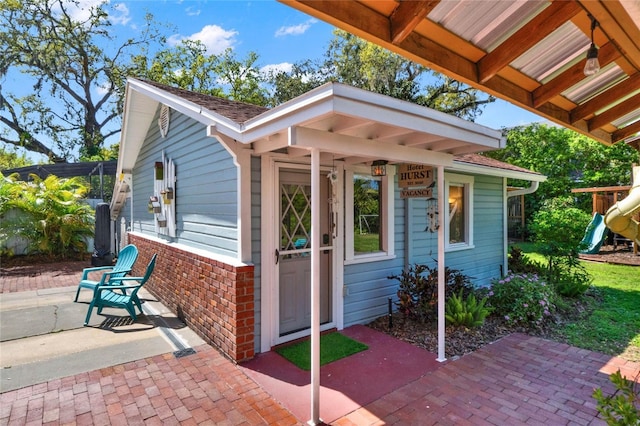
[277, 167, 333, 337]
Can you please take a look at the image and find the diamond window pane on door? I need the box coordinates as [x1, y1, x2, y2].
[281, 183, 311, 252]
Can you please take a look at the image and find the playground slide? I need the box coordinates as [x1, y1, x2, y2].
[604, 166, 640, 247]
[579, 212, 609, 254]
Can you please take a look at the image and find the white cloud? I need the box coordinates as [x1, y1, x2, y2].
[274, 18, 317, 37]
[260, 63, 293, 76]
[168, 25, 238, 55]
[57, 0, 130, 26]
[110, 3, 131, 25]
[185, 6, 201, 17]
[59, 0, 102, 22]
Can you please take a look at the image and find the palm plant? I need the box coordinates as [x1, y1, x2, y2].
[1, 173, 94, 258]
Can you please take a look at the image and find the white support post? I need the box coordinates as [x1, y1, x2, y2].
[309, 148, 321, 425]
[437, 165, 446, 362]
[309, 148, 320, 425]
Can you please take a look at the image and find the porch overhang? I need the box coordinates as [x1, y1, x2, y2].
[245, 83, 504, 168]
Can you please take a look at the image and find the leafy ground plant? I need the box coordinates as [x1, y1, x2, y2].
[389, 262, 474, 322]
[593, 369, 640, 425]
[488, 272, 557, 328]
[445, 289, 491, 328]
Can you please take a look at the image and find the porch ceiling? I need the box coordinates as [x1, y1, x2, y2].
[246, 83, 504, 167]
[280, 0, 640, 146]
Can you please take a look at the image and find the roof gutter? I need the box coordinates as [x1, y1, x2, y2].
[507, 181, 540, 197]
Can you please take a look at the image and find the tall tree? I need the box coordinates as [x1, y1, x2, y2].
[214, 49, 269, 106]
[0, 147, 31, 170]
[131, 43, 269, 106]
[130, 40, 222, 96]
[484, 123, 640, 221]
[0, 0, 161, 162]
[266, 30, 494, 120]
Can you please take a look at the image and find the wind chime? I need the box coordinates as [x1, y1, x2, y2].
[327, 158, 339, 240]
[425, 197, 439, 233]
[425, 196, 439, 256]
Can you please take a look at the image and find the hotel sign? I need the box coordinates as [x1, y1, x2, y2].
[398, 164, 434, 188]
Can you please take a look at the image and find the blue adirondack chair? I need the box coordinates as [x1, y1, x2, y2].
[74, 244, 138, 302]
[84, 254, 157, 325]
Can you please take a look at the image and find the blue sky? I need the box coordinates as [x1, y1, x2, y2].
[8, 0, 546, 162]
[124, 0, 545, 129]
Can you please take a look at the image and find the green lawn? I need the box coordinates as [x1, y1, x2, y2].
[354, 233, 381, 253]
[513, 243, 640, 361]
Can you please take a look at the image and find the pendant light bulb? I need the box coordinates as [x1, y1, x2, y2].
[584, 43, 600, 76]
[584, 16, 600, 76]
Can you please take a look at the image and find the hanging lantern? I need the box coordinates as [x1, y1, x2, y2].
[371, 160, 387, 177]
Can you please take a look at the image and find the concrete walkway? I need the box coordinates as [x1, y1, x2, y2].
[1, 260, 639, 425]
[0, 284, 205, 393]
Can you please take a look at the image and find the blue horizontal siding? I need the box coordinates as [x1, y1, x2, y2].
[343, 173, 506, 327]
[343, 180, 405, 326]
[129, 107, 238, 258]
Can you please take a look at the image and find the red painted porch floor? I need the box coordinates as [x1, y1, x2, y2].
[239, 324, 443, 423]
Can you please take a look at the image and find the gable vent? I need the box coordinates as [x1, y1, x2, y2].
[158, 104, 171, 138]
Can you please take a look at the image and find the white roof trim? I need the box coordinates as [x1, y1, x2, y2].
[451, 160, 547, 182]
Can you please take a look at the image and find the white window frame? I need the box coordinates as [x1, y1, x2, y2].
[444, 173, 474, 252]
[345, 165, 395, 264]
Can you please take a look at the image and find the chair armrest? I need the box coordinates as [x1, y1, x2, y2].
[95, 283, 142, 296]
[97, 283, 141, 291]
[109, 276, 143, 283]
[81, 266, 114, 280]
[98, 269, 132, 285]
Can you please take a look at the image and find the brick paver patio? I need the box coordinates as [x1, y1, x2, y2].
[2, 260, 638, 425]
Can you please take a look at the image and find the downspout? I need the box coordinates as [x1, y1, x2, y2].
[604, 166, 640, 245]
[505, 180, 540, 273]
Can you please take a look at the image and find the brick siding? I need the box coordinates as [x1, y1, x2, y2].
[128, 234, 255, 362]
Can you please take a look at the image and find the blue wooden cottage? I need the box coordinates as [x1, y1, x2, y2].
[110, 78, 545, 362]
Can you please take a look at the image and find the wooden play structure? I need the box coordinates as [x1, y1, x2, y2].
[572, 183, 639, 255]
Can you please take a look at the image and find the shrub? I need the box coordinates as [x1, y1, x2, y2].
[0, 173, 94, 258]
[529, 197, 593, 297]
[488, 272, 557, 328]
[445, 289, 491, 328]
[593, 370, 640, 425]
[390, 262, 474, 321]
[551, 256, 592, 298]
[530, 196, 591, 258]
[508, 245, 544, 275]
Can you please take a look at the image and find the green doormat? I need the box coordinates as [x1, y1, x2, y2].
[275, 332, 369, 371]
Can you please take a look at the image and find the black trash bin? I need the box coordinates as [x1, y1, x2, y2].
[91, 203, 113, 266]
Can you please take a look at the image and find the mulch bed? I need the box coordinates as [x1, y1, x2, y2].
[579, 244, 640, 266]
[367, 312, 573, 360]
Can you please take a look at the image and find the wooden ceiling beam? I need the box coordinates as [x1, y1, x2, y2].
[477, 1, 581, 84]
[390, 1, 440, 45]
[588, 92, 640, 130]
[282, 0, 392, 42]
[612, 120, 640, 143]
[281, 0, 619, 145]
[570, 72, 640, 123]
[532, 41, 621, 108]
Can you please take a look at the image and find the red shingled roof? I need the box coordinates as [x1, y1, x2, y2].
[454, 153, 542, 176]
[140, 79, 269, 124]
